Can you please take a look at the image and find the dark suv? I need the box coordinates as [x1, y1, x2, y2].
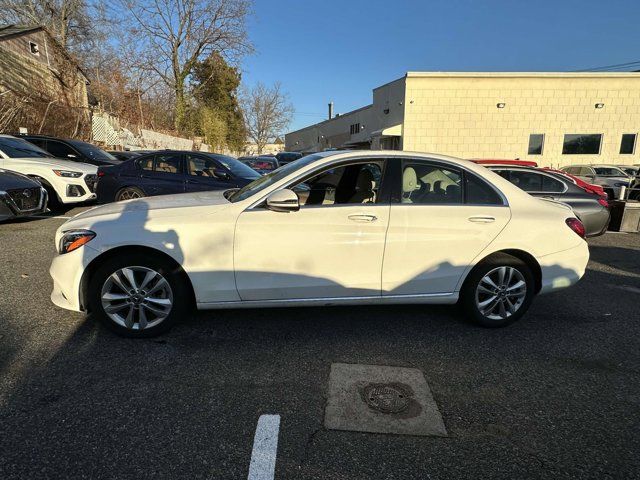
[19, 134, 119, 166]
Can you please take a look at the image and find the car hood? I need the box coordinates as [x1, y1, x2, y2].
[69, 190, 232, 223]
[0, 169, 40, 189]
[4, 157, 98, 174]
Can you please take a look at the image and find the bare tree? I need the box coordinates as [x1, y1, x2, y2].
[120, 0, 252, 131]
[0, 0, 94, 50]
[241, 82, 293, 154]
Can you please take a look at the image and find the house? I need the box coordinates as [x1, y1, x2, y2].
[0, 24, 90, 136]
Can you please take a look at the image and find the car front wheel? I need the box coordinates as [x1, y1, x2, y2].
[88, 253, 189, 337]
[460, 253, 535, 328]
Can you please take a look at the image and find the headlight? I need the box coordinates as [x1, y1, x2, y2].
[58, 230, 96, 254]
[53, 170, 82, 178]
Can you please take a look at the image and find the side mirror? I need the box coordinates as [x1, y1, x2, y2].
[266, 189, 299, 212]
[213, 168, 231, 181]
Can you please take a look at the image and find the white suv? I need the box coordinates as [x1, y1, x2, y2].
[0, 135, 97, 207]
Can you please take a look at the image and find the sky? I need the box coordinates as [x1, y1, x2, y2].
[240, 0, 640, 133]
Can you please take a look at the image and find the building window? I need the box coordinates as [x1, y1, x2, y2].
[29, 42, 40, 55]
[562, 134, 602, 155]
[528, 134, 544, 155]
[349, 123, 360, 135]
[620, 133, 636, 154]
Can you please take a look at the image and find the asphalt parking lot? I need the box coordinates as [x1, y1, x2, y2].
[0, 207, 639, 479]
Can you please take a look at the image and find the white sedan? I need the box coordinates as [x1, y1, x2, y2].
[50, 151, 589, 337]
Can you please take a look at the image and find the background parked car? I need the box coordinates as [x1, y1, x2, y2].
[275, 151, 303, 166]
[107, 151, 142, 162]
[0, 135, 97, 209]
[617, 165, 640, 177]
[238, 155, 280, 175]
[560, 164, 631, 199]
[96, 150, 261, 203]
[0, 168, 48, 221]
[19, 134, 119, 166]
[486, 165, 610, 237]
[628, 175, 640, 200]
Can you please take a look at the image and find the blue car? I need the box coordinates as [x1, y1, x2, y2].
[96, 151, 261, 203]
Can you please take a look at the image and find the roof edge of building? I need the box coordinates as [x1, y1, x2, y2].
[405, 71, 640, 78]
[286, 104, 373, 136]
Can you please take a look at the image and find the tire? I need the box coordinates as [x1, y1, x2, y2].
[88, 252, 190, 337]
[116, 186, 145, 202]
[460, 253, 535, 328]
[44, 185, 63, 212]
[31, 177, 62, 212]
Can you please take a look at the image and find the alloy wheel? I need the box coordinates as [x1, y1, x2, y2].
[475, 266, 527, 320]
[100, 266, 173, 330]
[118, 189, 142, 201]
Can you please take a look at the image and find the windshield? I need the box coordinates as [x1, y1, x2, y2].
[212, 154, 261, 179]
[229, 153, 325, 202]
[67, 139, 119, 164]
[0, 137, 53, 158]
[593, 167, 628, 176]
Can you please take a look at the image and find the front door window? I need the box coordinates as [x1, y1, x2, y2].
[289, 162, 383, 206]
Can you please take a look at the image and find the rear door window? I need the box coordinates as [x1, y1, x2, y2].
[154, 153, 181, 174]
[137, 156, 154, 171]
[541, 175, 565, 193]
[465, 172, 503, 204]
[508, 171, 543, 192]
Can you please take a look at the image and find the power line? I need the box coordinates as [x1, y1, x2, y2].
[573, 59, 640, 72]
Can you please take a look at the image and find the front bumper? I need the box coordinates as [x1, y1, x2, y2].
[538, 241, 589, 294]
[0, 187, 48, 220]
[50, 244, 100, 312]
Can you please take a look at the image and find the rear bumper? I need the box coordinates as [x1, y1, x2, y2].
[538, 241, 589, 294]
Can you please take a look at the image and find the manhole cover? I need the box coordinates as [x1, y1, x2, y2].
[363, 383, 411, 414]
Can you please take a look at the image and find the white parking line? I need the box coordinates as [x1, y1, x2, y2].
[247, 414, 280, 480]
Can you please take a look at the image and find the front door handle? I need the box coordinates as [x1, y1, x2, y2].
[348, 214, 378, 222]
[468, 215, 495, 223]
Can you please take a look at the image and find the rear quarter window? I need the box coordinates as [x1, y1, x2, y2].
[465, 172, 503, 204]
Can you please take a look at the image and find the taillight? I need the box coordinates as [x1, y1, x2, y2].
[566, 217, 586, 238]
[597, 197, 609, 208]
[97, 171, 105, 177]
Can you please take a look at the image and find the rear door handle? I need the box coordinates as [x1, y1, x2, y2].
[468, 215, 496, 223]
[348, 214, 378, 222]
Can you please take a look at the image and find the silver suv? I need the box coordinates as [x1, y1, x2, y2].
[560, 165, 631, 199]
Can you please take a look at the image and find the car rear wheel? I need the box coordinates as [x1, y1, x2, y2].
[460, 253, 535, 328]
[116, 186, 145, 202]
[88, 253, 189, 337]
